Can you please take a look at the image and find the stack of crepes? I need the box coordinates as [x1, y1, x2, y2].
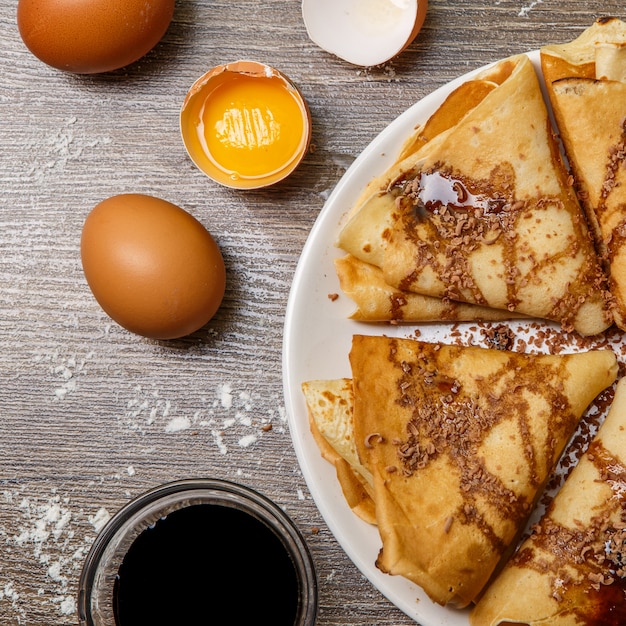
[335, 17, 626, 336]
[302, 18, 626, 623]
[302, 335, 618, 609]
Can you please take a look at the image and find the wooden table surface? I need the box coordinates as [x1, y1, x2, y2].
[1, 1, 625, 624]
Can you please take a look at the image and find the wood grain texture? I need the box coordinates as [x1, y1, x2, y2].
[1, 0, 625, 624]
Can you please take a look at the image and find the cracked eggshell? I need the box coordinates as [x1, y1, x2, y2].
[302, 0, 427, 67]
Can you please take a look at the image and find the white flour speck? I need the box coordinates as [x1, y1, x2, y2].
[25, 116, 111, 185]
[212, 430, 228, 454]
[33, 349, 92, 400]
[72, 545, 87, 561]
[127, 465, 136, 476]
[518, 0, 542, 17]
[113, 378, 278, 455]
[165, 416, 191, 433]
[218, 383, 233, 409]
[331, 153, 356, 171]
[14, 496, 72, 554]
[237, 412, 252, 427]
[47, 561, 66, 584]
[3, 489, 96, 620]
[123, 387, 171, 433]
[319, 188, 332, 200]
[239, 391, 252, 411]
[59, 595, 76, 615]
[238, 434, 257, 448]
[3, 582, 19, 602]
[88, 507, 110, 533]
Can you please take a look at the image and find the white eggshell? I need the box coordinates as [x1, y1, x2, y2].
[302, 0, 427, 67]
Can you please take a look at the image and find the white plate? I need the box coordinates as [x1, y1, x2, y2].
[282, 51, 544, 626]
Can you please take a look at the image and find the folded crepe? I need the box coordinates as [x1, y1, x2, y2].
[302, 377, 376, 524]
[302, 335, 618, 608]
[540, 17, 626, 330]
[395, 77, 499, 165]
[337, 54, 612, 336]
[470, 375, 626, 625]
[335, 254, 518, 323]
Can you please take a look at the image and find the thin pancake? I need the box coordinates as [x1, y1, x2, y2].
[541, 16, 626, 85]
[335, 254, 518, 322]
[338, 54, 611, 336]
[470, 376, 626, 626]
[342, 78, 501, 232]
[302, 378, 376, 524]
[349, 334, 617, 608]
[540, 18, 626, 329]
[337, 72, 512, 259]
[396, 79, 498, 163]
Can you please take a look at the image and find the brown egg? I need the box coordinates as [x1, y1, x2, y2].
[17, 0, 175, 74]
[81, 194, 226, 340]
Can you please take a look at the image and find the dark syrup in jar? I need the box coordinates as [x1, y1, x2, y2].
[113, 503, 300, 625]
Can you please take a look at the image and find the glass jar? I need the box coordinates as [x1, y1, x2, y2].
[78, 478, 318, 625]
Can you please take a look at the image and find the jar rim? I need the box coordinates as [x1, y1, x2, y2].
[78, 478, 318, 626]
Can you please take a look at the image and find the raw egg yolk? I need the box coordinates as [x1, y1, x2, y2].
[186, 73, 307, 185]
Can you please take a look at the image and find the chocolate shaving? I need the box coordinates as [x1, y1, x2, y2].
[364, 432, 384, 449]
